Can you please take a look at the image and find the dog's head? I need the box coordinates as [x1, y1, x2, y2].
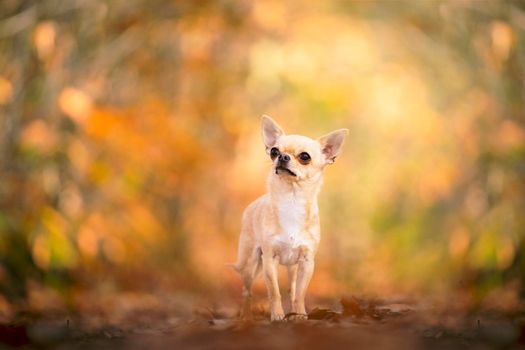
[261, 115, 348, 183]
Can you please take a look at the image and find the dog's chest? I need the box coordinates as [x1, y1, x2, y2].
[275, 197, 310, 265]
[277, 197, 306, 238]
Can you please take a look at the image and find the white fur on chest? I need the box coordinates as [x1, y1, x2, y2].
[274, 195, 310, 265]
[277, 195, 306, 241]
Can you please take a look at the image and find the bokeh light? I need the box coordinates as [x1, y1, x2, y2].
[0, 0, 524, 317]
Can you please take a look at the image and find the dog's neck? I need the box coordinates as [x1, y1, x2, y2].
[267, 173, 323, 220]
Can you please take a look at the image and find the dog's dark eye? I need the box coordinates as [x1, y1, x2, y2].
[270, 147, 280, 159]
[298, 152, 311, 164]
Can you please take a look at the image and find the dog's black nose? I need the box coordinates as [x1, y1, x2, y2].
[278, 154, 291, 162]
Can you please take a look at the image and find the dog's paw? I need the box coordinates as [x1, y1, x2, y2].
[285, 313, 308, 322]
[270, 312, 285, 322]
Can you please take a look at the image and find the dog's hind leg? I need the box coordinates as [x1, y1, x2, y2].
[239, 247, 262, 320]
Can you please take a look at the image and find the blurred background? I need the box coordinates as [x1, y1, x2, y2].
[1, 0, 524, 317]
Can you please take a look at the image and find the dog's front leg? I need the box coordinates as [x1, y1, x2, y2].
[287, 264, 298, 312]
[294, 247, 314, 319]
[262, 253, 284, 321]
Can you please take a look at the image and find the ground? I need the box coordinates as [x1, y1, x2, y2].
[1, 292, 524, 350]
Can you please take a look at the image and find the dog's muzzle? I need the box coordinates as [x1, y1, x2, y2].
[275, 165, 296, 176]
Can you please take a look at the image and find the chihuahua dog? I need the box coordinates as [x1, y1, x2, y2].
[231, 115, 348, 321]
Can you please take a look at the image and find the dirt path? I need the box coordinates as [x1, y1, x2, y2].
[1, 297, 524, 349]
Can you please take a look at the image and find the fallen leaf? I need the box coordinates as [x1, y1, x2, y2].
[341, 296, 365, 318]
[307, 308, 341, 321]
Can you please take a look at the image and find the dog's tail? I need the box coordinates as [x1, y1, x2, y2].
[224, 262, 241, 274]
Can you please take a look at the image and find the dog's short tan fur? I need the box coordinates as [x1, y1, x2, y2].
[232, 116, 347, 321]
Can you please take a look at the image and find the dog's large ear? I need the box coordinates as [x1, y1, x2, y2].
[261, 115, 285, 149]
[318, 129, 348, 164]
